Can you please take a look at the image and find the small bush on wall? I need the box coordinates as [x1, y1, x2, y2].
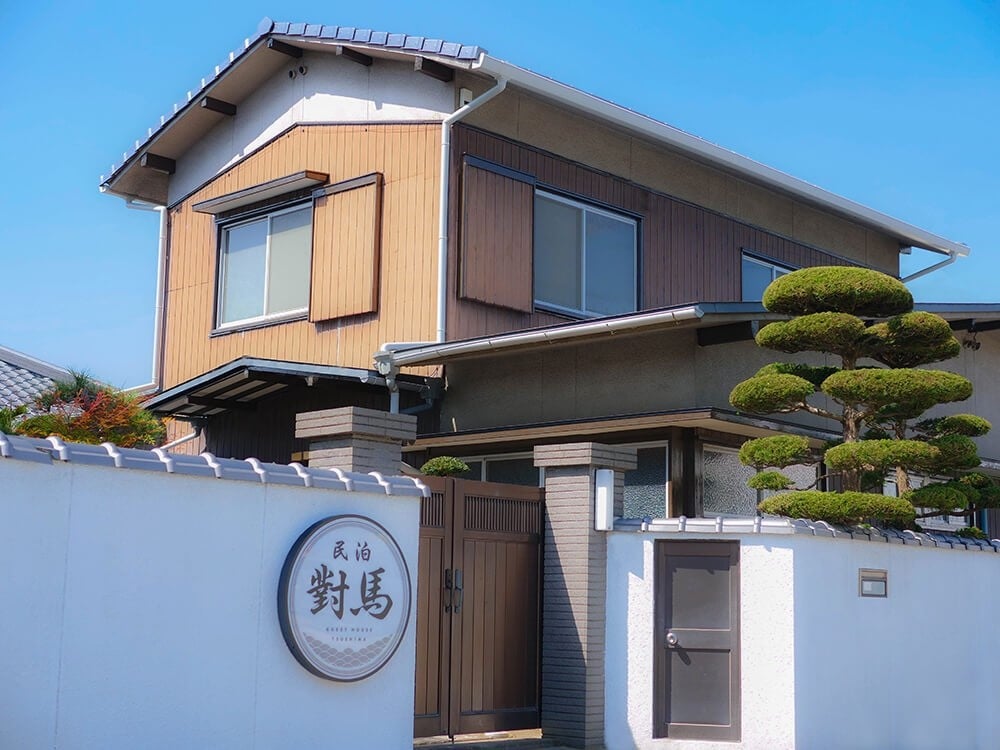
[420, 456, 470, 477]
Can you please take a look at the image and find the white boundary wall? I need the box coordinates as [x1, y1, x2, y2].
[606, 526, 1000, 750]
[1, 451, 421, 750]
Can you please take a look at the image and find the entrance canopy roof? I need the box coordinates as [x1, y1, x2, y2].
[144, 357, 436, 418]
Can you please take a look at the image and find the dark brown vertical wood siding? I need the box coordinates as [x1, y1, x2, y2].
[310, 174, 383, 322]
[459, 160, 534, 313]
[447, 125, 859, 341]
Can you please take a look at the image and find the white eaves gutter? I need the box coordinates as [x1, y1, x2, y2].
[473, 56, 970, 260]
[376, 305, 704, 372]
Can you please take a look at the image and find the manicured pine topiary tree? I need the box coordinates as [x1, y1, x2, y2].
[729, 266, 996, 528]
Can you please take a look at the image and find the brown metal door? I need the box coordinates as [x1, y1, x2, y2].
[414, 477, 542, 738]
[654, 540, 740, 741]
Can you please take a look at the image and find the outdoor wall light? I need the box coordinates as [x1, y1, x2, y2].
[595, 468, 615, 531]
[859, 568, 888, 598]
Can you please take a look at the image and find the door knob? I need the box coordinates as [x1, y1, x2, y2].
[665, 631, 679, 647]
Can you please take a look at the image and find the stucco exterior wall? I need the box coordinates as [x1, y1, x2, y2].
[605, 530, 1000, 750]
[0, 456, 420, 750]
[169, 52, 455, 204]
[464, 90, 901, 271]
[439, 330, 840, 435]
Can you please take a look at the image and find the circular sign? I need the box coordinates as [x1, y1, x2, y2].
[278, 514, 411, 682]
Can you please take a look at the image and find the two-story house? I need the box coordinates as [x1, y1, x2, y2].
[101, 18, 993, 526]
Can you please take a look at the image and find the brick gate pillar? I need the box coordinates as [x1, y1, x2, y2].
[295, 407, 416, 475]
[534, 442, 637, 749]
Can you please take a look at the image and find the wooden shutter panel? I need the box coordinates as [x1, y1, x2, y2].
[460, 158, 535, 312]
[309, 173, 383, 323]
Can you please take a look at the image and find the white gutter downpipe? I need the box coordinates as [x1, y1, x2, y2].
[124, 201, 168, 395]
[900, 252, 958, 284]
[436, 75, 508, 342]
[379, 305, 704, 370]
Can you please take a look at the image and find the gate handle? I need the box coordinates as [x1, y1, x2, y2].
[443, 568, 453, 613]
[665, 631, 679, 648]
[453, 569, 464, 614]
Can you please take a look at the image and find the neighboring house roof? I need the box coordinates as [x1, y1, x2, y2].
[0, 346, 72, 409]
[100, 18, 969, 259]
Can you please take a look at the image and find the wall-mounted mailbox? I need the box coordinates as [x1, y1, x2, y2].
[859, 568, 888, 598]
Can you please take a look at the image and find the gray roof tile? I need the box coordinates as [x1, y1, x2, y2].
[0, 431, 429, 497]
[101, 19, 483, 188]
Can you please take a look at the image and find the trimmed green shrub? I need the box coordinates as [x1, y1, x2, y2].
[824, 439, 938, 473]
[748, 471, 795, 490]
[925, 434, 980, 472]
[927, 414, 992, 437]
[756, 312, 868, 358]
[420, 456, 470, 476]
[730, 374, 815, 414]
[955, 527, 988, 540]
[822, 368, 972, 416]
[867, 312, 961, 368]
[758, 490, 916, 525]
[755, 362, 839, 389]
[762, 266, 912, 317]
[738, 435, 811, 469]
[906, 484, 969, 513]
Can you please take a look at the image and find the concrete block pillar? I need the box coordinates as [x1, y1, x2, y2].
[534, 442, 637, 749]
[295, 407, 416, 475]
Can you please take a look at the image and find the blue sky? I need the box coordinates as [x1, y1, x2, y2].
[1, 1, 997, 387]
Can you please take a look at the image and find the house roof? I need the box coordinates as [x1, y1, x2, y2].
[143, 356, 439, 417]
[0, 345, 72, 409]
[375, 301, 1000, 369]
[100, 18, 969, 258]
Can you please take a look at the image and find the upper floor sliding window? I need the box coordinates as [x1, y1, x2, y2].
[534, 191, 638, 318]
[217, 204, 312, 327]
[741, 253, 793, 302]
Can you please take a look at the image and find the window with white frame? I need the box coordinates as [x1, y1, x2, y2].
[741, 253, 792, 301]
[217, 203, 312, 327]
[533, 191, 638, 317]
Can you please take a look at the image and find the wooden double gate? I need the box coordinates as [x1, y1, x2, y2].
[414, 477, 543, 738]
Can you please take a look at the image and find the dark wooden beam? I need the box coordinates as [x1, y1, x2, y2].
[200, 96, 237, 116]
[949, 319, 974, 331]
[335, 45, 373, 66]
[139, 152, 175, 175]
[697, 321, 760, 347]
[414, 56, 454, 82]
[267, 38, 303, 58]
[188, 396, 256, 411]
[971, 319, 1000, 333]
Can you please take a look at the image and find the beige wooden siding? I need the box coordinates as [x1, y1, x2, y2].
[459, 160, 534, 312]
[310, 174, 383, 323]
[162, 123, 440, 389]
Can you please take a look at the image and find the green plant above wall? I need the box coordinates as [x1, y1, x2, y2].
[730, 266, 999, 527]
[420, 456, 470, 477]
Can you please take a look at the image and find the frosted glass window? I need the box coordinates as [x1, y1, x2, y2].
[534, 191, 636, 317]
[624, 446, 669, 519]
[219, 204, 312, 326]
[703, 448, 758, 516]
[704, 446, 816, 517]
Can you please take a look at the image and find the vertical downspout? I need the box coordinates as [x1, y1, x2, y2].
[123, 201, 168, 394]
[436, 75, 508, 342]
